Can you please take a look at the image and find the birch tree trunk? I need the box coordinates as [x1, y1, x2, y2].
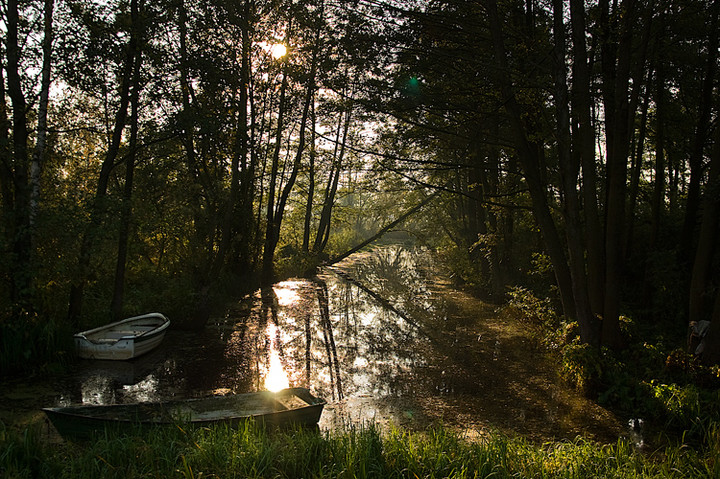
[29, 0, 54, 234]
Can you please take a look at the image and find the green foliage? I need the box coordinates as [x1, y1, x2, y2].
[0, 310, 73, 378]
[505, 282, 720, 451]
[436, 239, 486, 289]
[2, 421, 719, 478]
[561, 343, 603, 395]
[642, 381, 720, 441]
[506, 286, 560, 330]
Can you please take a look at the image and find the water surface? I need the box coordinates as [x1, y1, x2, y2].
[2, 246, 623, 442]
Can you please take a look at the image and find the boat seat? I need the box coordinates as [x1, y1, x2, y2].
[95, 332, 135, 339]
[110, 328, 152, 334]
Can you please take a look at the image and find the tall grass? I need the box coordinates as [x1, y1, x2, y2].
[2, 421, 718, 478]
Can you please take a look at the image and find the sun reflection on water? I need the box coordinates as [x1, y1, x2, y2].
[264, 323, 290, 392]
[274, 282, 300, 306]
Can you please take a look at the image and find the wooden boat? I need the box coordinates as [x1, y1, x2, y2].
[74, 313, 170, 360]
[43, 388, 326, 440]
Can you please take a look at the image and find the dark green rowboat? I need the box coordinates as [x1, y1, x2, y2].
[43, 387, 326, 440]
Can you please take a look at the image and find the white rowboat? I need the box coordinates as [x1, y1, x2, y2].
[74, 313, 170, 360]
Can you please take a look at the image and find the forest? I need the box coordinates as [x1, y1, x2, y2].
[1, 0, 720, 386]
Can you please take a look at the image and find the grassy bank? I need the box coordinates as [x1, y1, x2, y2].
[2, 421, 718, 478]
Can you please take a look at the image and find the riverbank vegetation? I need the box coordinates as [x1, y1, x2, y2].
[2, 421, 718, 478]
[505, 286, 720, 452]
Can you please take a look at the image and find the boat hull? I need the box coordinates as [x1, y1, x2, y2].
[43, 388, 326, 440]
[74, 313, 170, 360]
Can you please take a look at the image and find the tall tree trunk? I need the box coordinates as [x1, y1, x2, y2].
[483, 0, 579, 326]
[111, 36, 143, 320]
[302, 100, 317, 253]
[177, 0, 200, 226]
[5, 0, 33, 311]
[29, 0, 54, 235]
[68, 0, 141, 323]
[236, 2, 255, 274]
[553, 0, 600, 345]
[0, 49, 13, 239]
[313, 105, 351, 256]
[261, 59, 290, 284]
[0, 45, 16, 309]
[650, 57, 665, 250]
[485, 121, 510, 296]
[211, 3, 253, 282]
[688, 125, 720, 325]
[263, 18, 322, 282]
[681, 0, 719, 259]
[570, 0, 604, 315]
[601, 0, 638, 349]
[625, 78, 651, 257]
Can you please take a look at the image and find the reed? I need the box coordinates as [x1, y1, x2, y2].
[1, 421, 718, 478]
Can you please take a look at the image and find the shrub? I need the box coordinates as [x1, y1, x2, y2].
[560, 343, 603, 395]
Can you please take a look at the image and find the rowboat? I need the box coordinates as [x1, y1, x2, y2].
[74, 313, 171, 360]
[43, 388, 326, 440]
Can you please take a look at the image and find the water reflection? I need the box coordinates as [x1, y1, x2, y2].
[43, 245, 624, 442]
[263, 324, 289, 392]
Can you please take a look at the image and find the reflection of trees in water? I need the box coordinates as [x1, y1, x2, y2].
[351, 247, 438, 322]
[228, 266, 434, 403]
[313, 271, 430, 400]
[67, 246, 440, 406]
[315, 278, 343, 400]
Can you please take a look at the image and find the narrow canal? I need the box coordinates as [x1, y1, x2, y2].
[2, 245, 624, 442]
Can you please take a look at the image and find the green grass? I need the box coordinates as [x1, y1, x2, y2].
[2, 421, 718, 478]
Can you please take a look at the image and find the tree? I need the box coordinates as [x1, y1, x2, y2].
[1, 0, 55, 313]
[110, 6, 144, 319]
[67, 0, 145, 324]
[369, 0, 664, 347]
[261, 1, 327, 282]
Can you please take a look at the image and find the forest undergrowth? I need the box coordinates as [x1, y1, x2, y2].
[506, 286, 720, 454]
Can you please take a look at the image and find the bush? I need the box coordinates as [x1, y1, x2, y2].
[506, 286, 559, 329]
[561, 343, 603, 395]
[0, 310, 73, 377]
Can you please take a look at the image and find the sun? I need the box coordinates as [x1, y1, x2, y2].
[270, 43, 287, 59]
